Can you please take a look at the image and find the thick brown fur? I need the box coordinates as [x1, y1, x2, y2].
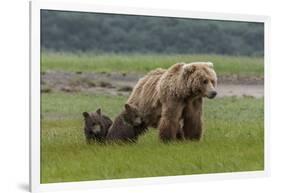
[106, 104, 147, 142]
[127, 62, 217, 141]
[82, 109, 113, 143]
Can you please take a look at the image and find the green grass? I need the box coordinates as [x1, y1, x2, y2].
[41, 52, 264, 76]
[41, 92, 264, 183]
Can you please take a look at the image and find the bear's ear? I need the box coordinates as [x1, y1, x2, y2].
[124, 103, 135, 113]
[183, 63, 196, 75]
[83, 112, 89, 118]
[124, 104, 131, 112]
[96, 108, 101, 115]
[204, 62, 214, 68]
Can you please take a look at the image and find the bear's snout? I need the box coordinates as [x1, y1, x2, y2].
[207, 91, 217, 99]
[134, 117, 142, 126]
[92, 125, 101, 133]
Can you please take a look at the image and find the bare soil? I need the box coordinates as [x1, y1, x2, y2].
[41, 71, 264, 98]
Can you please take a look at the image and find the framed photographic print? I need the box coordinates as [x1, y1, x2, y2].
[30, 0, 270, 192]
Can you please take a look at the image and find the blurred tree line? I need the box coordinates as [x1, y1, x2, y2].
[41, 10, 264, 56]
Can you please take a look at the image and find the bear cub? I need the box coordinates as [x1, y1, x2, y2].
[82, 108, 112, 143]
[106, 104, 147, 142]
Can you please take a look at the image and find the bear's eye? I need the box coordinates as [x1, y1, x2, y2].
[203, 79, 208, 84]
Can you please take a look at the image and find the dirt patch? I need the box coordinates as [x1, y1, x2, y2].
[217, 84, 263, 98]
[98, 81, 115, 88]
[41, 85, 52, 93]
[218, 75, 264, 85]
[41, 71, 264, 98]
[118, 86, 133, 92]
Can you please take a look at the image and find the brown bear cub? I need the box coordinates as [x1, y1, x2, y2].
[106, 104, 147, 142]
[82, 108, 112, 143]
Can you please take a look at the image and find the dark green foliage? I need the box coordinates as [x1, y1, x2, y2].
[41, 10, 264, 56]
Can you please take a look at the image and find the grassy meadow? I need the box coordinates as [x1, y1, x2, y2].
[42, 52, 264, 76]
[41, 52, 264, 183]
[41, 93, 264, 183]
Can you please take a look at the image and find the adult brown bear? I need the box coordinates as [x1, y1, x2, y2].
[127, 62, 217, 141]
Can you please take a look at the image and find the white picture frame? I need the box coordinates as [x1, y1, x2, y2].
[29, 0, 270, 192]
